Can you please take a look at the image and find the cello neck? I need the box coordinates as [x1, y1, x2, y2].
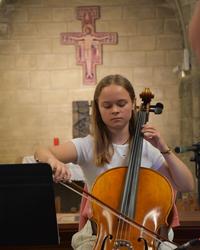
[120, 108, 148, 218]
[120, 88, 155, 218]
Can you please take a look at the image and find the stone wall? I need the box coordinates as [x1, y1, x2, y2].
[0, 0, 197, 164]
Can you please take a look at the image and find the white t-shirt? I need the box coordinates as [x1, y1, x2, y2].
[72, 135, 165, 191]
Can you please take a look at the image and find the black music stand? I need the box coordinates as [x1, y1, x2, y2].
[192, 143, 200, 204]
[0, 163, 59, 246]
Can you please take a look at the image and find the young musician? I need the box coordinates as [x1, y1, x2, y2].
[34, 74, 194, 249]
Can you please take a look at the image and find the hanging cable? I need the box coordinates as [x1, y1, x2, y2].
[173, 0, 191, 72]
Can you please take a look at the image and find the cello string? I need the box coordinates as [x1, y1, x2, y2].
[117, 111, 142, 241]
[121, 110, 142, 215]
[117, 110, 147, 243]
[127, 110, 145, 217]
[124, 110, 146, 243]
[126, 112, 142, 241]
[59, 181, 177, 249]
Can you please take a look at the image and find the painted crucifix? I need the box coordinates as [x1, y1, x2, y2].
[60, 6, 118, 85]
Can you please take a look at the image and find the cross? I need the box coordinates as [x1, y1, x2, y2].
[60, 6, 118, 85]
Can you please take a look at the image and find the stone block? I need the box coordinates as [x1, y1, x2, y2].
[0, 23, 9, 36]
[15, 55, 37, 69]
[138, 20, 163, 35]
[123, 6, 156, 19]
[146, 50, 166, 66]
[0, 70, 29, 90]
[28, 7, 52, 22]
[12, 23, 37, 36]
[53, 7, 74, 22]
[40, 89, 68, 104]
[19, 39, 52, 53]
[164, 19, 179, 34]
[30, 70, 51, 89]
[111, 51, 146, 67]
[133, 67, 153, 84]
[36, 54, 68, 69]
[0, 40, 19, 53]
[157, 35, 182, 50]
[0, 55, 15, 69]
[129, 36, 156, 51]
[50, 69, 82, 89]
[36, 22, 66, 37]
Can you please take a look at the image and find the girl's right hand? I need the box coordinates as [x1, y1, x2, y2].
[47, 157, 71, 183]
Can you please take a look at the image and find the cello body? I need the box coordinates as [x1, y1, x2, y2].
[91, 166, 174, 250]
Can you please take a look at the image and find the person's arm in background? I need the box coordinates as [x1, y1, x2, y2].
[188, 1, 200, 62]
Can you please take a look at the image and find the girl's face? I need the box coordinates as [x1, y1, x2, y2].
[98, 84, 133, 131]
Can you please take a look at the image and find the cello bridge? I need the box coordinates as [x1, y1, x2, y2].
[113, 239, 133, 249]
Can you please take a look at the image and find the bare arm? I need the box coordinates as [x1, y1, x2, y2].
[141, 124, 194, 192]
[34, 141, 78, 182]
[188, 1, 200, 62]
[158, 153, 194, 192]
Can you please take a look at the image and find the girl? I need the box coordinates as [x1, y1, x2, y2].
[34, 74, 194, 250]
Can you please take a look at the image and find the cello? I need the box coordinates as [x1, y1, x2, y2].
[90, 88, 174, 250]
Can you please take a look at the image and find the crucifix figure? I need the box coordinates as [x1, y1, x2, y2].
[60, 6, 118, 85]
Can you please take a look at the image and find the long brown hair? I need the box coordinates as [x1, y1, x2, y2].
[91, 74, 136, 166]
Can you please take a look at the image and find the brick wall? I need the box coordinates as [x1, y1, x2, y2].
[0, 0, 197, 164]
